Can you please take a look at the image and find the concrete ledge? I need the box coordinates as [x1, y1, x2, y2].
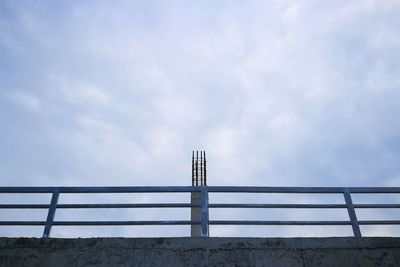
[1, 237, 399, 266]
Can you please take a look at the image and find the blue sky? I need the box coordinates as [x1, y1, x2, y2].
[1, 0, 400, 237]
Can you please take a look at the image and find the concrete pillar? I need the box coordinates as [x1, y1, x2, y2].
[191, 191, 209, 237]
[191, 192, 201, 237]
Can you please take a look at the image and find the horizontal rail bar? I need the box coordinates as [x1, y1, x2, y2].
[0, 204, 50, 209]
[209, 220, 400, 225]
[0, 203, 199, 209]
[210, 204, 400, 209]
[2, 203, 400, 209]
[209, 220, 352, 225]
[347, 188, 400, 194]
[0, 220, 201, 226]
[210, 204, 347, 208]
[354, 204, 400, 209]
[208, 186, 400, 193]
[0, 186, 203, 193]
[2, 220, 399, 226]
[1, 186, 399, 194]
[0, 221, 46, 226]
[56, 203, 199, 209]
[359, 220, 400, 225]
[53, 221, 200, 226]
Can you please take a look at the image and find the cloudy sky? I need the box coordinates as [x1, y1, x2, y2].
[1, 0, 400, 237]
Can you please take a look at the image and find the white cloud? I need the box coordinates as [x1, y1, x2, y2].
[6, 91, 41, 111]
[76, 85, 110, 106]
[56, 80, 111, 107]
[73, 116, 149, 175]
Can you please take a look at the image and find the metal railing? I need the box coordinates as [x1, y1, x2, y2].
[0, 186, 399, 238]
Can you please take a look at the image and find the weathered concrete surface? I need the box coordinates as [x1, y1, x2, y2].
[0, 237, 399, 267]
[191, 192, 201, 237]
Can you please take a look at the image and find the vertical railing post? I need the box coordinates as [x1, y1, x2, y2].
[343, 189, 362, 238]
[200, 187, 209, 237]
[42, 189, 60, 238]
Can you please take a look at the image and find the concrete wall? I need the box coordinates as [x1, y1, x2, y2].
[0, 237, 399, 267]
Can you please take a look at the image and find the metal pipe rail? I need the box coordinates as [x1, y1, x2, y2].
[0, 186, 399, 238]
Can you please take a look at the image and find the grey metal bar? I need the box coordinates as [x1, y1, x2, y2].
[200, 151, 203, 185]
[209, 220, 352, 225]
[348, 188, 400, 193]
[2, 220, 399, 226]
[200, 188, 209, 237]
[196, 151, 199, 186]
[53, 220, 200, 226]
[0, 187, 60, 193]
[359, 220, 400, 225]
[343, 189, 362, 238]
[0, 221, 199, 226]
[207, 187, 345, 193]
[42, 191, 59, 238]
[0, 221, 46, 225]
[56, 203, 199, 209]
[0, 204, 50, 209]
[208, 186, 400, 193]
[204, 152, 207, 185]
[192, 151, 194, 186]
[3, 203, 399, 209]
[354, 204, 400, 209]
[3, 203, 400, 209]
[0, 186, 202, 193]
[0, 186, 399, 194]
[210, 204, 348, 209]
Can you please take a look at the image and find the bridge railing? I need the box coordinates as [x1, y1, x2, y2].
[0, 186, 399, 238]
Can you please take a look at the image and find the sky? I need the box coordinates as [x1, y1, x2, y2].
[1, 0, 400, 237]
